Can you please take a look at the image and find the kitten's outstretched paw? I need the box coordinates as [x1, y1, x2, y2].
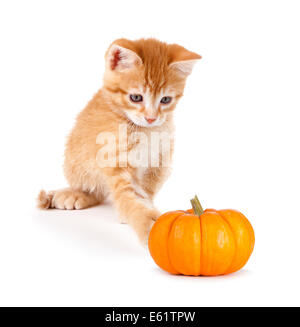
[135, 209, 160, 247]
[138, 224, 154, 248]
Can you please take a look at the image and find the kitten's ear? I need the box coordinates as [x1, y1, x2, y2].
[169, 44, 201, 76]
[170, 59, 200, 76]
[106, 44, 142, 71]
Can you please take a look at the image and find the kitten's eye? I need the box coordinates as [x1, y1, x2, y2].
[160, 96, 172, 104]
[130, 94, 143, 103]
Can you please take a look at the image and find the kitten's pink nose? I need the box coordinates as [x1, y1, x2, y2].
[145, 117, 156, 124]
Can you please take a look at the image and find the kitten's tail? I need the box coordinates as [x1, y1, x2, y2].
[37, 190, 54, 209]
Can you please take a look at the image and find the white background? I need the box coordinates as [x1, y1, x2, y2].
[0, 0, 299, 307]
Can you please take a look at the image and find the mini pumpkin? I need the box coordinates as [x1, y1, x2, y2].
[148, 196, 255, 276]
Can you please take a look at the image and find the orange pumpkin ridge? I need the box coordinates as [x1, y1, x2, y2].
[168, 213, 201, 276]
[218, 213, 238, 273]
[148, 210, 184, 274]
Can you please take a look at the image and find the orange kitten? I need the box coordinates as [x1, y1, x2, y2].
[38, 38, 201, 244]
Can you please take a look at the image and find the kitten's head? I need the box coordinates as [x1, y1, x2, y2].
[103, 38, 201, 127]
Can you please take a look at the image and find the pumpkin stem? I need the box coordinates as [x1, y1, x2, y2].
[190, 195, 204, 216]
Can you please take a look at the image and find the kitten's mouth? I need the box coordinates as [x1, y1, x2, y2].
[125, 113, 163, 128]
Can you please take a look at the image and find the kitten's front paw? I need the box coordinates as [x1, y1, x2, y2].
[135, 209, 160, 246]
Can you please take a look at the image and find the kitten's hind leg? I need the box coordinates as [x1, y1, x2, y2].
[37, 188, 100, 210]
